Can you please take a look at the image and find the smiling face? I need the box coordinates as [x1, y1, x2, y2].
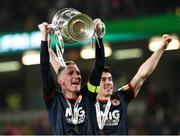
[58, 64, 81, 95]
[99, 71, 113, 97]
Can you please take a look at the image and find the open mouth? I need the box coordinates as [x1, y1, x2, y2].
[71, 80, 80, 87]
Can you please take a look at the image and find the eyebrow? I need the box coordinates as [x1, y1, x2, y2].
[102, 76, 112, 78]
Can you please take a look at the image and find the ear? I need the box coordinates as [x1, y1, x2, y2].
[58, 76, 63, 86]
[58, 78, 64, 85]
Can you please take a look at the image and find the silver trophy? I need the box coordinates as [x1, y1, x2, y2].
[49, 8, 95, 67]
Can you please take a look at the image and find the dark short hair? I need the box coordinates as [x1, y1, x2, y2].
[103, 66, 111, 73]
[57, 61, 76, 76]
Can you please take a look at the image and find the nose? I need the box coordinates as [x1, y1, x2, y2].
[104, 80, 112, 86]
[73, 72, 81, 79]
[104, 79, 110, 84]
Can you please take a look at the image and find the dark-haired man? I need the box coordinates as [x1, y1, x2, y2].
[91, 34, 172, 135]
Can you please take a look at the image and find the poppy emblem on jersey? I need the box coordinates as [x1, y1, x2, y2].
[112, 99, 120, 106]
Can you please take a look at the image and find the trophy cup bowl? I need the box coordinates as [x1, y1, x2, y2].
[51, 8, 95, 43]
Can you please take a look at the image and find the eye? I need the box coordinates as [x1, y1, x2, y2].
[101, 78, 106, 82]
[109, 77, 112, 81]
[68, 71, 73, 75]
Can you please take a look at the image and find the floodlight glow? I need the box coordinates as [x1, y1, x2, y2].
[22, 51, 40, 65]
[80, 43, 112, 59]
[148, 35, 180, 52]
[0, 61, 21, 72]
[114, 48, 143, 60]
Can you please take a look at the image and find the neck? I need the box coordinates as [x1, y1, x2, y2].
[97, 93, 110, 101]
[63, 90, 78, 99]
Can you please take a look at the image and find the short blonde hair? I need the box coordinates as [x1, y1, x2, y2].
[57, 61, 76, 76]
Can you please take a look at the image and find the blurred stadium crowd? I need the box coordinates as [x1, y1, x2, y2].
[0, 0, 179, 32]
[0, 0, 180, 134]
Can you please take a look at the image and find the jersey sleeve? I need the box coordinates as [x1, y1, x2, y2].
[81, 85, 97, 103]
[40, 41, 56, 108]
[87, 38, 105, 94]
[116, 83, 135, 103]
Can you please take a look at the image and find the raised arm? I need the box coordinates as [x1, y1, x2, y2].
[130, 34, 172, 97]
[39, 22, 55, 99]
[87, 19, 105, 93]
[49, 48, 61, 74]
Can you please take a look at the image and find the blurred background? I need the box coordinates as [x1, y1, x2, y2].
[0, 0, 180, 134]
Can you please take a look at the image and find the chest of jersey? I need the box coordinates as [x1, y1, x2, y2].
[65, 105, 86, 124]
[99, 102, 121, 126]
